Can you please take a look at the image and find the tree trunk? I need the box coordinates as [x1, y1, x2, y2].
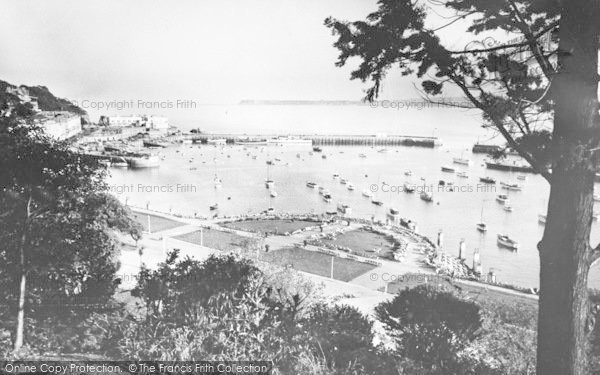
[13, 194, 31, 352]
[537, 0, 600, 373]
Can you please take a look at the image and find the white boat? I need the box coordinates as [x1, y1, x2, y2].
[538, 214, 547, 225]
[319, 187, 328, 196]
[497, 234, 519, 250]
[371, 199, 383, 206]
[337, 202, 351, 215]
[333, 173, 340, 179]
[441, 166, 455, 173]
[127, 155, 160, 168]
[306, 182, 318, 189]
[359, 154, 367, 158]
[457, 171, 468, 178]
[213, 175, 222, 188]
[322, 193, 332, 203]
[496, 194, 510, 204]
[453, 157, 472, 166]
[347, 184, 355, 191]
[270, 191, 278, 198]
[501, 182, 523, 191]
[404, 171, 413, 176]
[503, 205, 514, 212]
[209, 203, 219, 211]
[404, 184, 415, 193]
[517, 175, 527, 181]
[594, 194, 600, 202]
[265, 180, 274, 189]
[340, 178, 348, 185]
[362, 190, 373, 198]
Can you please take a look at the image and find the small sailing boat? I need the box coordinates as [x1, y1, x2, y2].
[265, 159, 274, 188]
[477, 200, 487, 232]
[270, 191, 278, 198]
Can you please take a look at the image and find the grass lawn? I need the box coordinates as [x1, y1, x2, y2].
[174, 228, 252, 251]
[261, 247, 376, 282]
[324, 229, 396, 258]
[133, 212, 185, 233]
[221, 219, 319, 235]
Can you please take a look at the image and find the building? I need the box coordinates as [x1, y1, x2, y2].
[35, 111, 82, 140]
[103, 115, 143, 127]
[144, 115, 169, 133]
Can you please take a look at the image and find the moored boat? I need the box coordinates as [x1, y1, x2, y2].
[347, 184, 355, 191]
[371, 199, 383, 206]
[265, 179, 274, 188]
[496, 194, 510, 204]
[420, 191, 433, 202]
[404, 183, 415, 193]
[306, 182, 318, 189]
[209, 203, 219, 211]
[453, 157, 472, 166]
[362, 190, 373, 198]
[501, 182, 522, 191]
[476, 222, 487, 232]
[322, 193, 332, 203]
[538, 214, 546, 225]
[480, 176, 496, 184]
[497, 234, 519, 250]
[441, 166, 455, 173]
[457, 171, 468, 178]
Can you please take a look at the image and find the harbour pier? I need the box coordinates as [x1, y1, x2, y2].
[180, 133, 442, 148]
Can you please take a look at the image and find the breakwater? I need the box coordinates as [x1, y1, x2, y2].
[180, 134, 442, 148]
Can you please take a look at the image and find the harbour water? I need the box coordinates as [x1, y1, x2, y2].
[106, 104, 600, 289]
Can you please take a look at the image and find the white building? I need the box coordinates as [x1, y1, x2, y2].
[105, 115, 143, 127]
[144, 115, 169, 133]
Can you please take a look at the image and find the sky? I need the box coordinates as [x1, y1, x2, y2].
[0, 0, 481, 123]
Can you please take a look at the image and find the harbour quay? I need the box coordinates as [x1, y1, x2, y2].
[179, 133, 443, 148]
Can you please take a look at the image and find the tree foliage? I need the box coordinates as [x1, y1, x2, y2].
[0, 109, 141, 350]
[375, 285, 483, 374]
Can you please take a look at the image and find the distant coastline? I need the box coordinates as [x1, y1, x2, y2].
[239, 99, 368, 106]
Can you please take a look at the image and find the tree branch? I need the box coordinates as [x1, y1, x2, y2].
[448, 21, 559, 55]
[450, 75, 552, 181]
